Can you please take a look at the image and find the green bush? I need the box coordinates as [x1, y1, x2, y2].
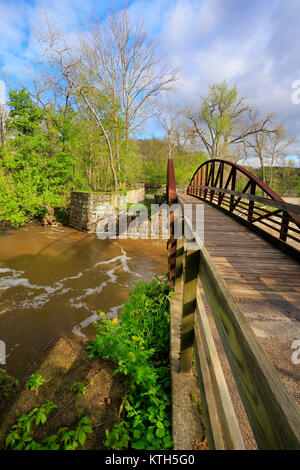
[87, 276, 173, 450]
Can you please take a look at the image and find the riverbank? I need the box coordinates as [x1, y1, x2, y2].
[0, 336, 126, 449]
[0, 278, 172, 450]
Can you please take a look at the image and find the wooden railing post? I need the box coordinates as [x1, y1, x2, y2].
[280, 212, 289, 242]
[230, 167, 236, 212]
[175, 218, 184, 295]
[167, 157, 177, 287]
[196, 171, 200, 198]
[218, 162, 224, 206]
[180, 244, 200, 373]
[200, 167, 204, 198]
[210, 160, 215, 202]
[204, 164, 208, 200]
[248, 181, 256, 222]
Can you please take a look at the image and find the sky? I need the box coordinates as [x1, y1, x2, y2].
[0, 0, 300, 160]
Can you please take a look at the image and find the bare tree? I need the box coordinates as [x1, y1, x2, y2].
[228, 142, 248, 165]
[265, 125, 296, 187]
[242, 108, 276, 183]
[185, 82, 274, 162]
[38, 17, 119, 190]
[80, 9, 178, 150]
[157, 97, 182, 158]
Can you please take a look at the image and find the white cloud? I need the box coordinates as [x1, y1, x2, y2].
[0, 0, 299, 152]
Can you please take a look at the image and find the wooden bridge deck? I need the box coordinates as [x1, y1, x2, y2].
[178, 193, 300, 407]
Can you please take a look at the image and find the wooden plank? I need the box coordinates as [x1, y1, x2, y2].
[201, 200, 300, 261]
[194, 320, 225, 450]
[175, 236, 184, 295]
[195, 291, 245, 449]
[180, 243, 200, 373]
[169, 258, 205, 450]
[198, 246, 300, 449]
[215, 264, 300, 273]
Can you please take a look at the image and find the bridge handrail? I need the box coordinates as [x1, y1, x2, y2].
[168, 158, 300, 449]
[189, 158, 292, 203]
[173, 209, 300, 450]
[187, 159, 300, 247]
[201, 185, 300, 214]
[166, 157, 178, 286]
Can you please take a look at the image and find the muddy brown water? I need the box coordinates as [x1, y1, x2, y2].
[0, 224, 167, 379]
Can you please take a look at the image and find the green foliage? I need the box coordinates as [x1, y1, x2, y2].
[5, 403, 93, 451]
[70, 381, 87, 396]
[0, 83, 298, 228]
[0, 369, 19, 401]
[87, 277, 173, 450]
[5, 401, 57, 450]
[201, 81, 238, 136]
[136, 138, 207, 185]
[6, 88, 44, 136]
[58, 416, 93, 450]
[256, 165, 300, 196]
[0, 88, 74, 226]
[25, 373, 45, 391]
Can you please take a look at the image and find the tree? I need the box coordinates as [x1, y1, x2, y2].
[242, 108, 277, 183]
[0, 88, 74, 226]
[80, 9, 177, 155]
[38, 17, 120, 190]
[185, 81, 274, 161]
[156, 97, 182, 158]
[265, 125, 296, 187]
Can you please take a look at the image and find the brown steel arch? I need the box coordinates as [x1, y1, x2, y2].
[187, 159, 300, 245]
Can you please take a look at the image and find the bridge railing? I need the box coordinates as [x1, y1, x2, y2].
[173, 225, 300, 449]
[166, 157, 177, 287]
[187, 159, 300, 248]
[168, 158, 300, 450]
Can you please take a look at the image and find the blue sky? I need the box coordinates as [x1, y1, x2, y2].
[0, 0, 300, 162]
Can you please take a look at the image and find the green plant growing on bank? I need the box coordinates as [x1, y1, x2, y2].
[70, 381, 87, 396]
[25, 373, 45, 392]
[58, 416, 93, 450]
[4, 403, 93, 450]
[87, 276, 173, 450]
[5, 401, 57, 449]
[0, 369, 19, 400]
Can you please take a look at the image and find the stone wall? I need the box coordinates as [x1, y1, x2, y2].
[69, 188, 145, 232]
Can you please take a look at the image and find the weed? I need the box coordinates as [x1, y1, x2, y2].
[25, 373, 45, 393]
[87, 276, 173, 450]
[5, 404, 92, 450]
[70, 381, 87, 396]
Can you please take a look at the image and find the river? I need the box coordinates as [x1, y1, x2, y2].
[0, 224, 167, 379]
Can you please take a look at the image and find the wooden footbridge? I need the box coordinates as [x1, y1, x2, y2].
[166, 158, 300, 450]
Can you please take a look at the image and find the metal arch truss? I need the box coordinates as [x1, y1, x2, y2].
[187, 159, 300, 245]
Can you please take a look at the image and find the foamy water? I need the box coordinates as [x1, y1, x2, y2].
[0, 225, 166, 378]
[0, 245, 131, 337]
